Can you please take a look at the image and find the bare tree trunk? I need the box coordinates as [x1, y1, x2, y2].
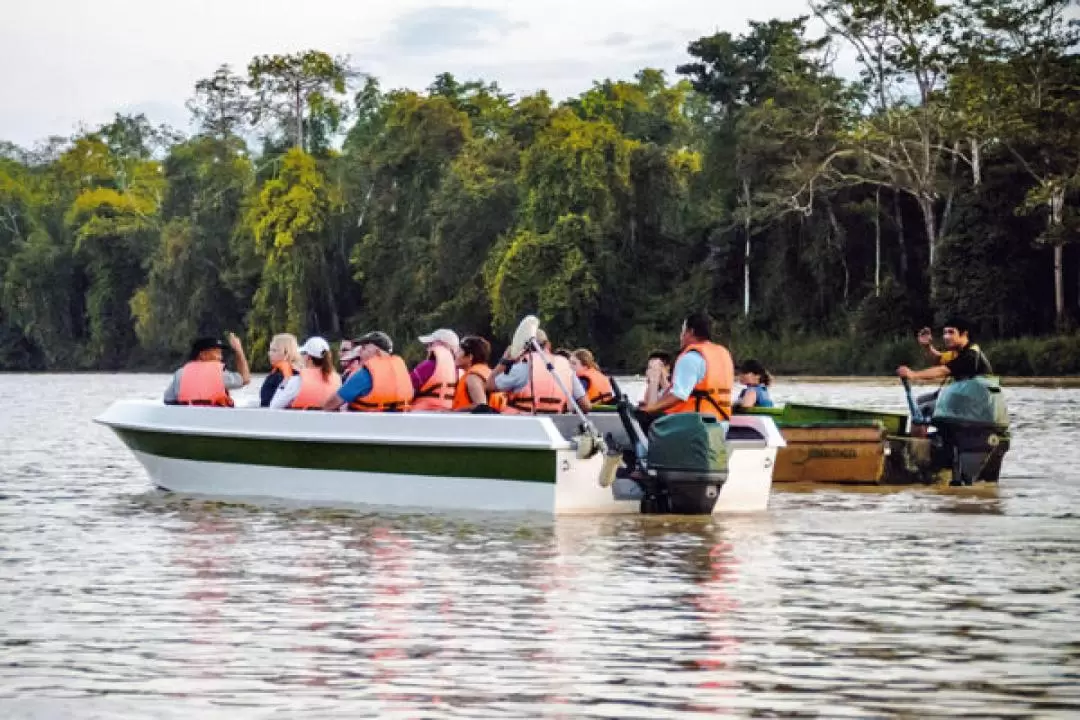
[938, 141, 960, 248]
[874, 187, 882, 297]
[920, 196, 938, 299]
[743, 179, 752, 317]
[894, 189, 908, 279]
[827, 202, 849, 304]
[1051, 186, 1065, 326]
[295, 86, 304, 151]
[970, 137, 982, 187]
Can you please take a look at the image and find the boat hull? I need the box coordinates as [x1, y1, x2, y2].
[98, 401, 782, 515]
[742, 403, 1008, 486]
[772, 423, 888, 484]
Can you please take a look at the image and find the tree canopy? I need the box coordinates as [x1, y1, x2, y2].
[2, 6, 1079, 373]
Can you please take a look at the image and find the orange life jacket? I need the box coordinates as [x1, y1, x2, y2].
[271, 360, 295, 379]
[505, 353, 574, 415]
[451, 363, 506, 411]
[176, 361, 233, 407]
[411, 344, 458, 411]
[348, 354, 414, 412]
[665, 342, 734, 420]
[289, 367, 342, 410]
[577, 366, 614, 405]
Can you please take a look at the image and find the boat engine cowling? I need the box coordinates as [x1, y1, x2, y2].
[931, 377, 1010, 484]
[637, 413, 729, 514]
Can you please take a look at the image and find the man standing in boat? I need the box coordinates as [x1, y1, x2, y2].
[637, 311, 734, 427]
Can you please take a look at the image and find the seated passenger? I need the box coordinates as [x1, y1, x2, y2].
[410, 328, 460, 412]
[164, 333, 251, 407]
[638, 311, 733, 425]
[322, 331, 413, 412]
[452, 336, 505, 412]
[643, 349, 673, 407]
[736, 359, 775, 408]
[260, 333, 301, 407]
[570, 348, 615, 405]
[488, 328, 591, 414]
[338, 339, 356, 382]
[899, 317, 994, 419]
[271, 336, 342, 409]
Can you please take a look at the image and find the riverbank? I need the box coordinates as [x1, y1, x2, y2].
[773, 375, 1080, 387]
[4, 332, 1078, 378]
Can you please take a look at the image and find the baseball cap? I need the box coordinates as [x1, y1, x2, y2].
[189, 336, 228, 360]
[418, 328, 460, 351]
[299, 336, 331, 358]
[355, 330, 393, 354]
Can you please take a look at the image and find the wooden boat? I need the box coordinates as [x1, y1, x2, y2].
[739, 382, 1010, 487]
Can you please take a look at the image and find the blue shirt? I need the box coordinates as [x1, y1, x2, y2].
[494, 358, 588, 400]
[336, 368, 373, 403]
[738, 385, 774, 408]
[669, 351, 706, 401]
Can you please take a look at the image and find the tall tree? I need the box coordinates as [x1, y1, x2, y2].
[188, 65, 250, 140]
[811, 0, 959, 288]
[247, 51, 351, 152]
[957, 0, 1080, 325]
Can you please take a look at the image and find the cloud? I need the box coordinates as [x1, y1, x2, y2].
[601, 32, 634, 47]
[383, 6, 528, 55]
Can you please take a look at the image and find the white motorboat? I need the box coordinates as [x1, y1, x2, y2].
[95, 400, 784, 515]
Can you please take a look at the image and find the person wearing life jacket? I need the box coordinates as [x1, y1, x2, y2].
[322, 331, 414, 412]
[260, 333, 301, 407]
[736, 358, 775, 409]
[638, 311, 734, 425]
[452, 336, 505, 413]
[270, 336, 342, 409]
[488, 328, 592, 415]
[898, 317, 993, 417]
[570, 348, 615, 406]
[338, 338, 357, 382]
[164, 333, 251, 407]
[410, 328, 460, 412]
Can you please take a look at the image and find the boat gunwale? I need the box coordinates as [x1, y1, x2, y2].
[94, 402, 575, 452]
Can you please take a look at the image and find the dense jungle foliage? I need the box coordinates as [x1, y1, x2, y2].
[2, 0, 1079, 375]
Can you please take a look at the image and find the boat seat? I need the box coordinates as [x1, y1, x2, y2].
[725, 425, 764, 441]
[549, 413, 632, 445]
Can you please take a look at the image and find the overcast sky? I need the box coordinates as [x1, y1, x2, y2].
[1, 0, 814, 147]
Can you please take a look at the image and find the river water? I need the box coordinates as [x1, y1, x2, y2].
[1, 374, 1078, 718]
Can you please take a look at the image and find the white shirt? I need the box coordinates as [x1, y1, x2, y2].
[269, 376, 302, 409]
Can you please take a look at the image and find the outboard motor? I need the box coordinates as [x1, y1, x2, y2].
[610, 382, 728, 515]
[930, 378, 1010, 485]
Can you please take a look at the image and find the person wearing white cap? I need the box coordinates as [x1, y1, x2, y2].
[410, 328, 460, 412]
[269, 336, 341, 409]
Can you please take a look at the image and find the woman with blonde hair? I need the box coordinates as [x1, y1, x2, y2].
[570, 348, 615, 406]
[260, 333, 302, 407]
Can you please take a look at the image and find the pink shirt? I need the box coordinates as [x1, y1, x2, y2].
[409, 358, 436, 391]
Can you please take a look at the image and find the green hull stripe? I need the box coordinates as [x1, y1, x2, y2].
[115, 428, 557, 484]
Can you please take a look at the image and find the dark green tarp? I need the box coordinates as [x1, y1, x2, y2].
[647, 413, 728, 472]
[933, 377, 1009, 428]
